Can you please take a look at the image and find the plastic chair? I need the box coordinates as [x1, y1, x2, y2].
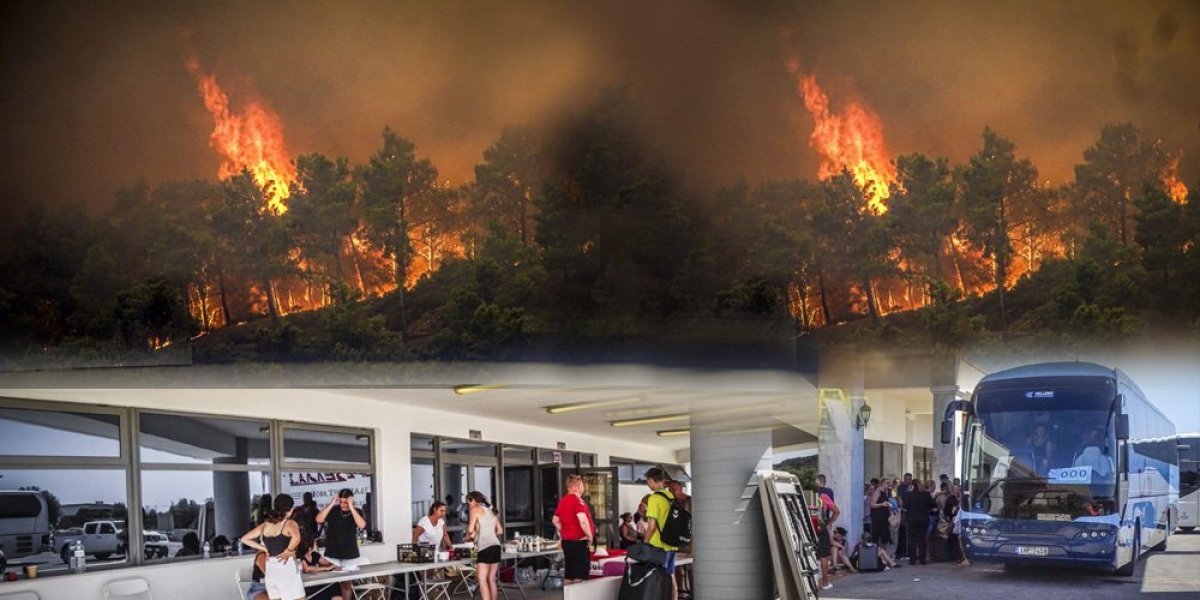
[0, 592, 42, 600]
[234, 568, 256, 598]
[102, 578, 153, 600]
[349, 557, 386, 600]
[450, 563, 478, 596]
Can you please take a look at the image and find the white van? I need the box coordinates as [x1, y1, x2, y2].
[0, 490, 52, 558]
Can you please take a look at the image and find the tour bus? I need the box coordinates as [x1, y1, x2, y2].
[941, 362, 1178, 575]
[1178, 433, 1199, 532]
[0, 490, 53, 559]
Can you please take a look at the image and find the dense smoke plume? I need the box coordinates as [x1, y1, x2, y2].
[1, 0, 1198, 223]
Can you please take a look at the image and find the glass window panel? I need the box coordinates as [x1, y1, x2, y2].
[473, 466, 496, 507]
[503, 464, 535, 522]
[882, 442, 903, 481]
[442, 464, 468, 527]
[538, 449, 558, 463]
[284, 428, 370, 466]
[411, 457, 436, 525]
[442, 439, 496, 459]
[139, 413, 270, 466]
[140, 470, 269, 561]
[0, 469, 128, 572]
[580, 454, 596, 468]
[865, 440, 882, 481]
[616, 463, 634, 483]
[412, 435, 435, 453]
[0, 408, 120, 457]
[503, 445, 534, 463]
[282, 471, 375, 533]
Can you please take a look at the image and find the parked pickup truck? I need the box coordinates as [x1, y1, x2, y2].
[142, 530, 182, 559]
[54, 520, 123, 562]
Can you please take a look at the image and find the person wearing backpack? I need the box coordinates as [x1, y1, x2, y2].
[644, 467, 681, 600]
[665, 478, 693, 599]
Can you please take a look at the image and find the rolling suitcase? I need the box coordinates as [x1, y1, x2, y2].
[857, 544, 881, 571]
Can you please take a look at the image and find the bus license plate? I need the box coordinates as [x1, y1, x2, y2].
[1017, 546, 1049, 556]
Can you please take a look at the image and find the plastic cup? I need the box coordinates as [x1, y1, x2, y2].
[23, 565, 38, 579]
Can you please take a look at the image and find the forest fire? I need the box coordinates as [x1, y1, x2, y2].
[186, 55, 296, 214]
[1163, 157, 1190, 204]
[789, 66, 895, 213]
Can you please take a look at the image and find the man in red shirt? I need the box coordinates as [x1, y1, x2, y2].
[552, 473, 596, 583]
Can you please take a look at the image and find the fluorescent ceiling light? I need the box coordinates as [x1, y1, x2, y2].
[610, 414, 689, 427]
[545, 395, 645, 415]
[656, 428, 690, 437]
[453, 384, 508, 395]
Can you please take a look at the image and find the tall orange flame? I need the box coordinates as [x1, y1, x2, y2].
[788, 64, 895, 213]
[186, 55, 295, 213]
[1162, 157, 1189, 204]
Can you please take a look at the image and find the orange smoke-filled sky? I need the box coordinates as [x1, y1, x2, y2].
[1, 0, 1197, 219]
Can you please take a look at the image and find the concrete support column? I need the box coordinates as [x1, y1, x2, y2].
[213, 438, 250, 542]
[818, 392, 866, 546]
[931, 385, 961, 481]
[904, 412, 915, 476]
[690, 418, 773, 600]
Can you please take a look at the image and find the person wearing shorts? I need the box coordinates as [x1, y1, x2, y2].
[241, 494, 304, 600]
[815, 489, 840, 590]
[246, 551, 268, 600]
[466, 491, 503, 600]
[316, 488, 367, 599]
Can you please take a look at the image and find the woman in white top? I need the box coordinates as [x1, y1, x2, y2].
[466, 491, 503, 600]
[412, 501, 453, 550]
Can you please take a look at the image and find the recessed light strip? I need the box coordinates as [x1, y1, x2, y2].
[610, 413, 689, 427]
[544, 395, 645, 415]
[656, 428, 690, 438]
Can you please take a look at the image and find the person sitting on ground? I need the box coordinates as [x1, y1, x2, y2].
[850, 531, 900, 571]
[830, 527, 857, 574]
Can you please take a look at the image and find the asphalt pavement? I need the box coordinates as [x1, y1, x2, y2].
[823, 530, 1200, 600]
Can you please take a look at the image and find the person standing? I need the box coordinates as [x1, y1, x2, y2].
[466, 491, 503, 600]
[553, 473, 596, 584]
[316, 488, 366, 600]
[816, 474, 835, 502]
[665, 478, 693, 598]
[894, 473, 916, 559]
[814, 487, 840, 590]
[644, 467, 681, 600]
[413, 501, 453, 550]
[292, 492, 320, 542]
[869, 479, 893, 549]
[904, 483, 935, 565]
[240, 494, 304, 600]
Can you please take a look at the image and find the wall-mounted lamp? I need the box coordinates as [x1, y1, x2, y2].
[856, 402, 873, 430]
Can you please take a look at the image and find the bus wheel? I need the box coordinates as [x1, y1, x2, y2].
[1115, 527, 1140, 577]
[1181, 527, 1196, 533]
[60, 546, 71, 563]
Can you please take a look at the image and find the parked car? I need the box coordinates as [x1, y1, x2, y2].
[54, 520, 122, 562]
[142, 530, 181, 559]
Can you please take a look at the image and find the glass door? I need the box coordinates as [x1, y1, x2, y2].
[578, 467, 620, 549]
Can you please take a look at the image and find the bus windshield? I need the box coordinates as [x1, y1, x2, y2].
[1182, 437, 1200, 498]
[967, 384, 1118, 520]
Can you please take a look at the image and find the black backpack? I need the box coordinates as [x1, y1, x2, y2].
[654, 491, 692, 547]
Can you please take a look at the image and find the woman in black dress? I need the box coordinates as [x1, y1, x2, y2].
[869, 479, 893, 547]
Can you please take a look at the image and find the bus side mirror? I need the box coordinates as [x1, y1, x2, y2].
[1115, 414, 1130, 440]
[941, 419, 954, 445]
[939, 399, 970, 445]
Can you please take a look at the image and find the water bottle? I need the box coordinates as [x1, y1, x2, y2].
[202, 541, 211, 560]
[72, 541, 86, 573]
[235, 539, 244, 556]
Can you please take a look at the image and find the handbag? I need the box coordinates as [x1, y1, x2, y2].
[619, 558, 671, 600]
[935, 519, 952, 539]
[627, 542, 669, 568]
